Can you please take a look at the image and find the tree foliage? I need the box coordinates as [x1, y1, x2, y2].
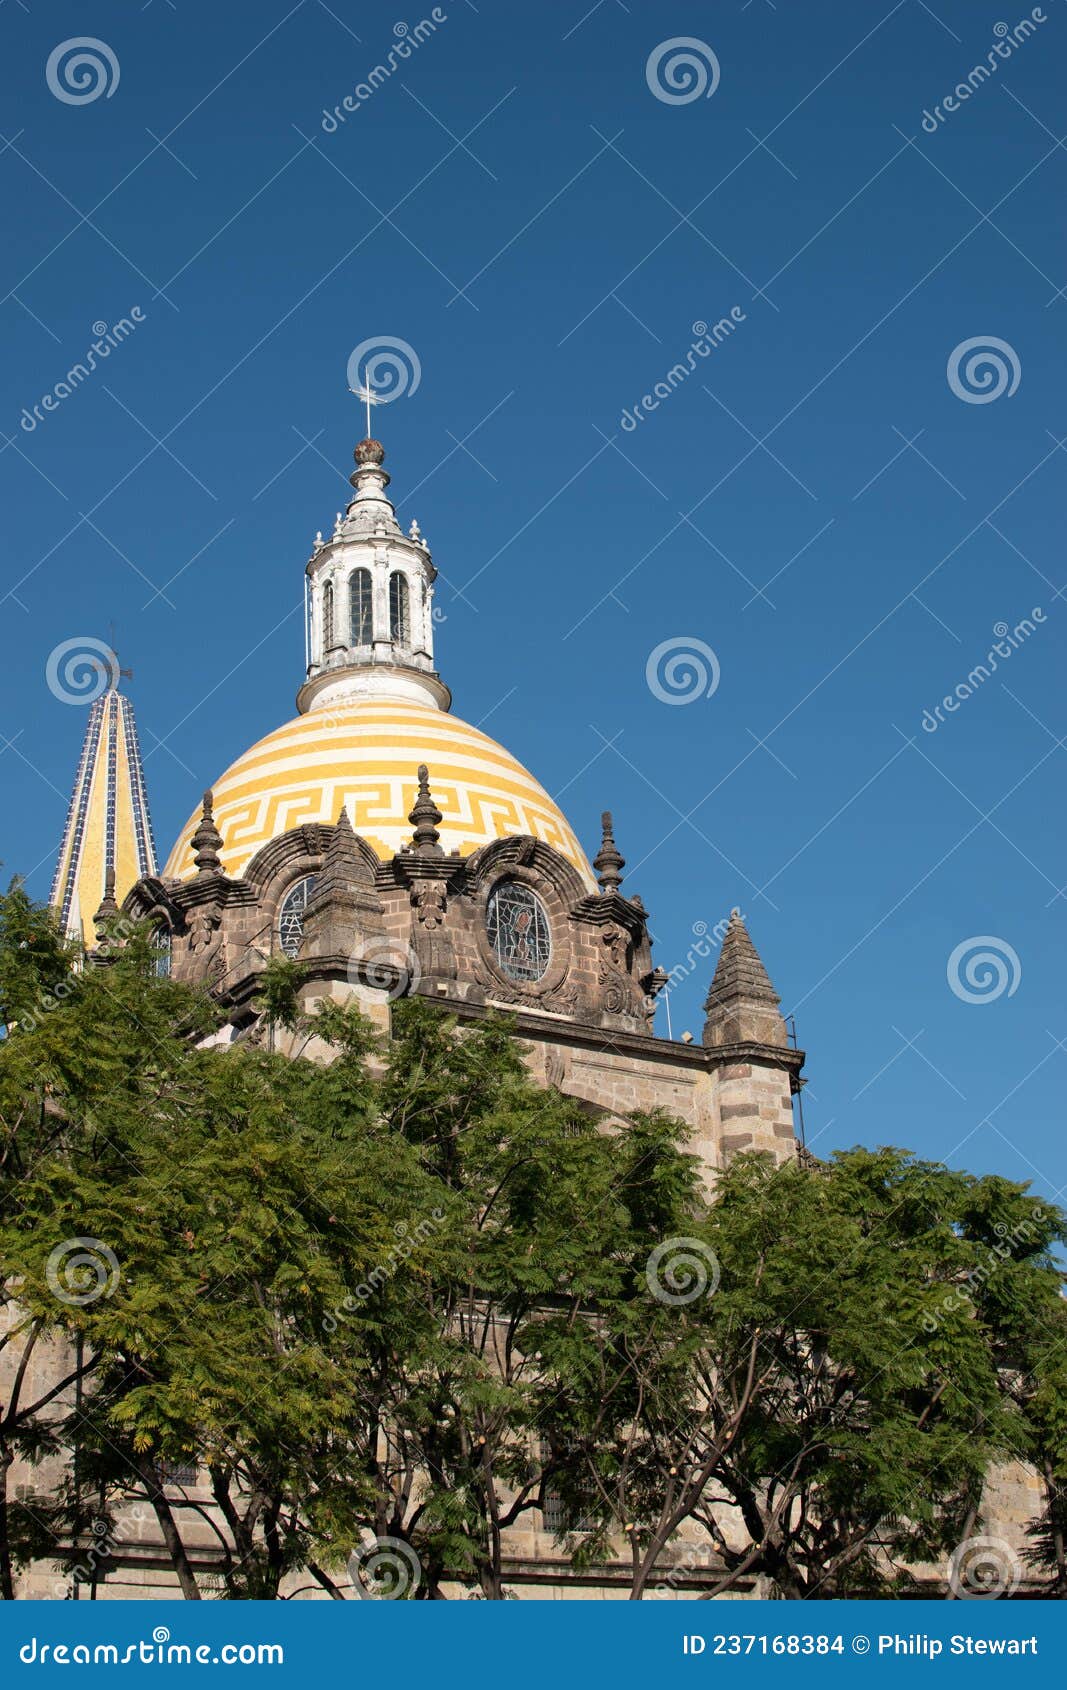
[0, 881, 1063, 1600]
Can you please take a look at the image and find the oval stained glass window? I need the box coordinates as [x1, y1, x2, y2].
[279, 875, 316, 958]
[486, 880, 551, 983]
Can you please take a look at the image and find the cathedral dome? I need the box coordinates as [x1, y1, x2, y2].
[163, 698, 595, 887]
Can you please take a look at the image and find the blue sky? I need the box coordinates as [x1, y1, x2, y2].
[1, 1, 1064, 1204]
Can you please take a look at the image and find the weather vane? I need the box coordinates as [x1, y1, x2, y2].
[349, 367, 382, 441]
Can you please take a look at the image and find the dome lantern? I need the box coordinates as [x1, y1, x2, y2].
[298, 435, 450, 717]
[163, 420, 595, 892]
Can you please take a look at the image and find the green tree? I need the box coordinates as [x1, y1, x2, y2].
[3, 883, 1064, 1603]
[344, 1000, 701, 1599]
[0, 913, 443, 1599]
[544, 1147, 1065, 1599]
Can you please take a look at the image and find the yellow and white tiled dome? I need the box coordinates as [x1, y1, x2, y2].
[164, 700, 594, 888]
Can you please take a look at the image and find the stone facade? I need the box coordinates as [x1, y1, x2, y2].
[123, 790, 805, 1180]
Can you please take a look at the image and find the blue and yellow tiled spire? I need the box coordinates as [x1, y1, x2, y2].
[50, 669, 157, 944]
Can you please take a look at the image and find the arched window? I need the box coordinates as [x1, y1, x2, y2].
[279, 875, 316, 958]
[350, 568, 373, 647]
[152, 927, 172, 978]
[486, 880, 552, 982]
[389, 571, 410, 646]
[322, 582, 335, 654]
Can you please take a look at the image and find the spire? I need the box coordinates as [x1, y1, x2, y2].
[702, 910, 787, 1049]
[408, 764, 443, 855]
[50, 675, 158, 944]
[300, 806, 386, 959]
[593, 810, 625, 892]
[306, 807, 370, 904]
[191, 790, 223, 875]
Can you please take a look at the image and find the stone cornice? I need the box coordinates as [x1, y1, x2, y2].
[431, 995, 805, 1075]
[209, 965, 805, 1078]
[570, 888, 648, 933]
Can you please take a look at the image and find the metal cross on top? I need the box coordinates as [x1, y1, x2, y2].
[350, 368, 381, 440]
[105, 623, 134, 688]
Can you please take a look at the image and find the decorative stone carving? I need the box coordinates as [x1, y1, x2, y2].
[598, 922, 646, 1023]
[413, 882, 446, 928]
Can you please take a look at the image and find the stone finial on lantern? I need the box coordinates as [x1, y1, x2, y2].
[408, 764, 444, 855]
[191, 790, 223, 876]
[593, 810, 625, 892]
